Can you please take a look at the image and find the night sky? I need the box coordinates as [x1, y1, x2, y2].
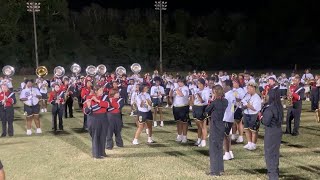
[68, 0, 262, 15]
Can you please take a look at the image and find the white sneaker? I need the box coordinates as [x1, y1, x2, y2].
[36, 128, 42, 134]
[176, 135, 182, 142]
[223, 152, 232, 161]
[189, 106, 192, 111]
[243, 143, 251, 149]
[147, 137, 154, 144]
[130, 112, 134, 116]
[23, 112, 27, 116]
[146, 128, 149, 135]
[160, 121, 164, 127]
[181, 136, 188, 143]
[248, 143, 256, 151]
[44, 108, 48, 112]
[132, 139, 139, 145]
[283, 104, 286, 109]
[194, 138, 201, 146]
[153, 121, 158, 127]
[231, 134, 237, 141]
[306, 98, 310, 101]
[198, 140, 206, 147]
[26, 129, 32, 136]
[165, 104, 169, 108]
[41, 109, 44, 113]
[170, 105, 173, 108]
[230, 151, 234, 159]
[236, 136, 244, 143]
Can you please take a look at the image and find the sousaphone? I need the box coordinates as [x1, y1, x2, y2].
[86, 65, 97, 76]
[115, 66, 126, 77]
[54, 66, 65, 78]
[36, 66, 48, 78]
[2, 65, 15, 77]
[131, 63, 141, 74]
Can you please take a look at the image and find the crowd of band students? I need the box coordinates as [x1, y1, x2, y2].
[1, 68, 319, 179]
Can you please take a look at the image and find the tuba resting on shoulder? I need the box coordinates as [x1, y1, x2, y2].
[86, 65, 97, 76]
[36, 66, 48, 78]
[116, 66, 126, 77]
[54, 66, 65, 78]
[70, 63, 81, 75]
[131, 63, 141, 74]
[96, 64, 107, 76]
[2, 65, 15, 77]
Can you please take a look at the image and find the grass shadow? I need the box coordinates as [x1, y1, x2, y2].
[70, 128, 88, 134]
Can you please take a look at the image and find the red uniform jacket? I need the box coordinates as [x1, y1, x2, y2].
[81, 87, 91, 101]
[48, 91, 65, 104]
[0, 91, 15, 107]
[83, 94, 109, 114]
[107, 98, 123, 114]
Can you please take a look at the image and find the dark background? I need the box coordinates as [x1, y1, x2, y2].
[0, 0, 319, 74]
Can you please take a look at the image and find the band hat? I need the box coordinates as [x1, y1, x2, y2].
[247, 82, 257, 88]
[198, 78, 206, 85]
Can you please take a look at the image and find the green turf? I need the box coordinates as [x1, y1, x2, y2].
[0, 76, 320, 180]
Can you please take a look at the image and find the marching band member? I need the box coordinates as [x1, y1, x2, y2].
[61, 78, 74, 118]
[261, 84, 283, 180]
[222, 80, 236, 160]
[77, 76, 85, 109]
[310, 75, 319, 111]
[38, 78, 48, 113]
[164, 75, 174, 108]
[20, 79, 42, 135]
[106, 89, 124, 149]
[285, 75, 305, 136]
[302, 69, 314, 101]
[171, 78, 190, 143]
[130, 84, 140, 127]
[81, 77, 93, 130]
[279, 73, 289, 100]
[0, 84, 16, 137]
[48, 84, 65, 131]
[120, 75, 129, 104]
[132, 84, 154, 145]
[127, 79, 135, 114]
[83, 86, 110, 159]
[21, 78, 28, 115]
[205, 85, 228, 176]
[242, 82, 262, 151]
[151, 77, 165, 127]
[191, 78, 210, 147]
[231, 79, 246, 143]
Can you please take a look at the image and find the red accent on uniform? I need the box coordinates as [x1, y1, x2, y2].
[0, 92, 14, 107]
[48, 91, 65, 104]
[109, 98, 121, 114]
[83, 95, 110, 114]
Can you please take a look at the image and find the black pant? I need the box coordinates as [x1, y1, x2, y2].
[106, 113, 123, 149]
[52, 104, 64, 130]
[310, 87, 319, 111]
[65, 97, 73, 118]
[88, 114, 108, 158]
[285, 107, 301, 134]
[0, 106, 14, 136]
[209, 120, 224, 175]
[264, 127, 282, 180]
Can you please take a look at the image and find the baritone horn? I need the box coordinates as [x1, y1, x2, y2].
[2, 65, 15, 77]
[86, 65, 97, 76]
[36, 66, 48, 78]
[116, 66, 126, 77]
[131, 63, 141, 74]
[54, 66, 65, 78]
[70, 63, 81, 75]
[96, 64, 107, 76]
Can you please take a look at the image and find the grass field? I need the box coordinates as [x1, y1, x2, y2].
[0, 76, 320, 180]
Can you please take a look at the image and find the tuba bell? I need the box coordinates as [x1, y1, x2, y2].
[116, 66, 126, 77]
[96, 64, 107, 76]
[2, 65, 15, 77]
[70, 63, 81, 75]
[36, 66, 48, 78]
[54, 66, 65, 78]
[86, 65, 97, 76]
[131, 63, 141, 74]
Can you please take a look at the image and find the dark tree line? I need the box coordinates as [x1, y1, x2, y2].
[0, 0, 319, 74]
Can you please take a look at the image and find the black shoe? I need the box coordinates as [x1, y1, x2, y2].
[206, 172, 221, 176]
[1, 134, 6, 138]
[59, 128, 64, 131]
[284, 131, 291, 134]
[65, 116, 68, 119]
[106, 147, 113, 150]
[116, 145, 124, 148]
[70, 115, 74, 118]
[292, 133, 299, 136]
[101, 153, 108, 157]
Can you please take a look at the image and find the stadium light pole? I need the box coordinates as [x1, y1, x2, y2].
[154, 1, 167, 74]
[27, 2, 41, 68]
